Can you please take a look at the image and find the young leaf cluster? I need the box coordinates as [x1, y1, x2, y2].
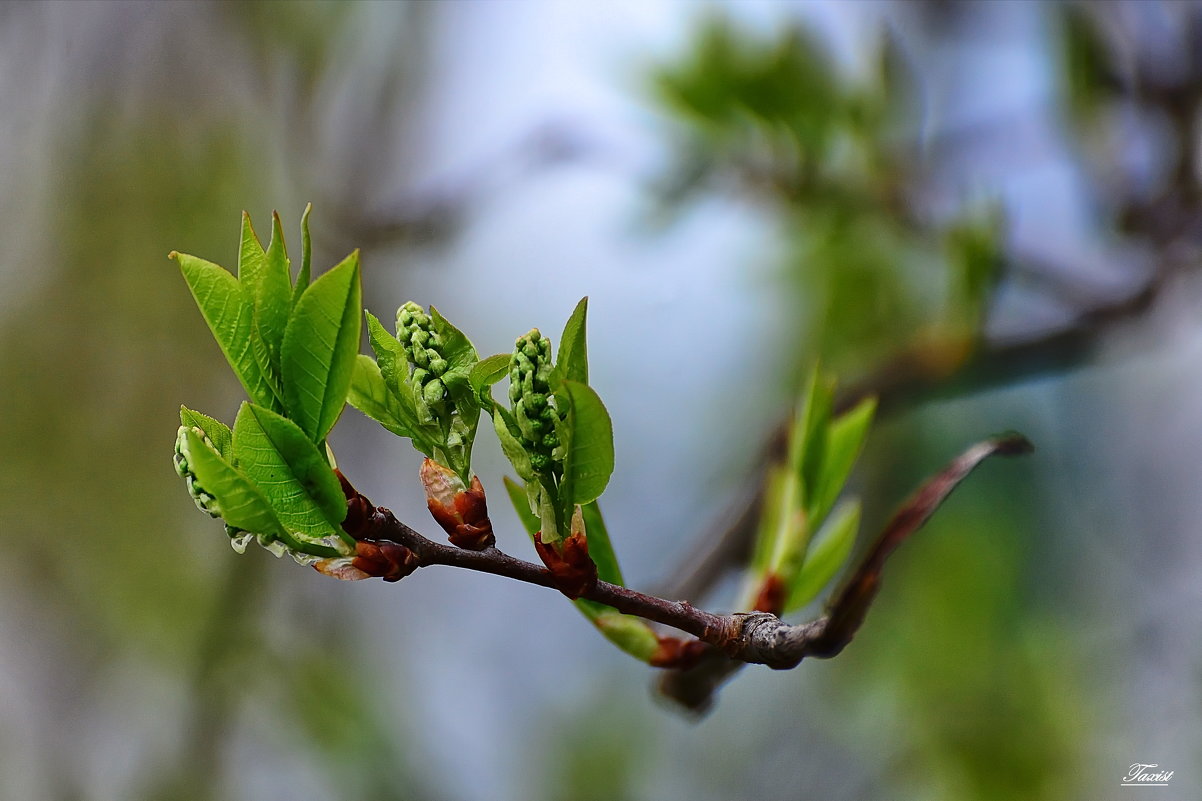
[170, 209, 362, 562]
[743, 367, 876, 615]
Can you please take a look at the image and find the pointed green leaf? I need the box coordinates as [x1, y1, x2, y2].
[183, 428, 285, 539]
[255, 211, 293, 379]
[292, 202, 313, 306]
[172, 251, 275, 408]
[555, 296, 589, 385]
[232, 403, 348, 543]
[245, 403, 346, 529]
[281, 251, 362, 442]
[581, 501, 623, 587]
[366, 311, 406, 393]
[560, 380, 614, 506]
[785, 500, 859, 613]
[250, 331, 286, 408]
[790, 367, 835, 501]
[348, 355, 435, 456]
[749, 464, 791, 575]
[808, 396, 876, 527]
[237, 211, 268, 290]
[766, 472, 806, 576]
[180, 406, 232, 459]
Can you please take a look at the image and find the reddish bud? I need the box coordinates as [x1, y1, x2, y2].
[752, 572, 786, 616]
[649, 636, 709, 669]
[533, 530, 597, 599]
[349, 540, 420, 582]
[420, 458, 495, 550]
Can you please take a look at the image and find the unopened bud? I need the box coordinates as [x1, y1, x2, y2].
[423, 379, 446, 406]
[419, 458, 495, 550]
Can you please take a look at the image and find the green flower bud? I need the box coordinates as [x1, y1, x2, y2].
[508, 328, 566, 478]
[423, 378, 446, 406]
[429, 357, 448, 377]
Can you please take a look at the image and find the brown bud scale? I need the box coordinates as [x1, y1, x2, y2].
[533, 531, 597, 599]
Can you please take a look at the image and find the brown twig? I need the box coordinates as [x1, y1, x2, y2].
[336, 435, 1029, 688]
[656, 433, 1033, 710]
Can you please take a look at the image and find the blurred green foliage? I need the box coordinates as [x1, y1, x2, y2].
[651, 16, 1002, 378]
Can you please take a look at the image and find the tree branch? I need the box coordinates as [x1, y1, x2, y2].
[336, 434, 1030, 687]
[656, 433, 1032, 710]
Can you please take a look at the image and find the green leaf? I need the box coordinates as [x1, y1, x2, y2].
[560, 380, 614, 506]
[232, 403, 349, 544]
[180, 406, 232, 459]
[494, 407, 536, 483]
[766, 472, 806, 577]
[581, 501, 623, 587]
[748, 464, 791, 576]
[237, 211, 268, 291]
[250, 331, 286, 408]
[366, 311, 406, 393]
[255, 211, 294, 379]
[281, 251, 362, 442]
[555, 296, 589, 385]
[245, 403, 347, 529]
[364, 312, 436, 453]
[183, 428, 285, 540]
[172, 251, 276, 408]
[785, 500, 859, 613]
[592, 611, 660, 663]
[348, 355, 425, 444]
[469, 353, 510, 398]
[428, 306, 478, 380]
[790, 366, 835, 502]
[808, 396, 875, 527]
[292, 202, 313, 306]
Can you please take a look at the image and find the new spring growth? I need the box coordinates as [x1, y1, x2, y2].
[394, 301, 482, 485]
[370, 300, 492, 548]
[397, 301, 450, 417]
[420, 458, 495, 550]
[509, 328, 574, 540]
[510, 329, 564, 475]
